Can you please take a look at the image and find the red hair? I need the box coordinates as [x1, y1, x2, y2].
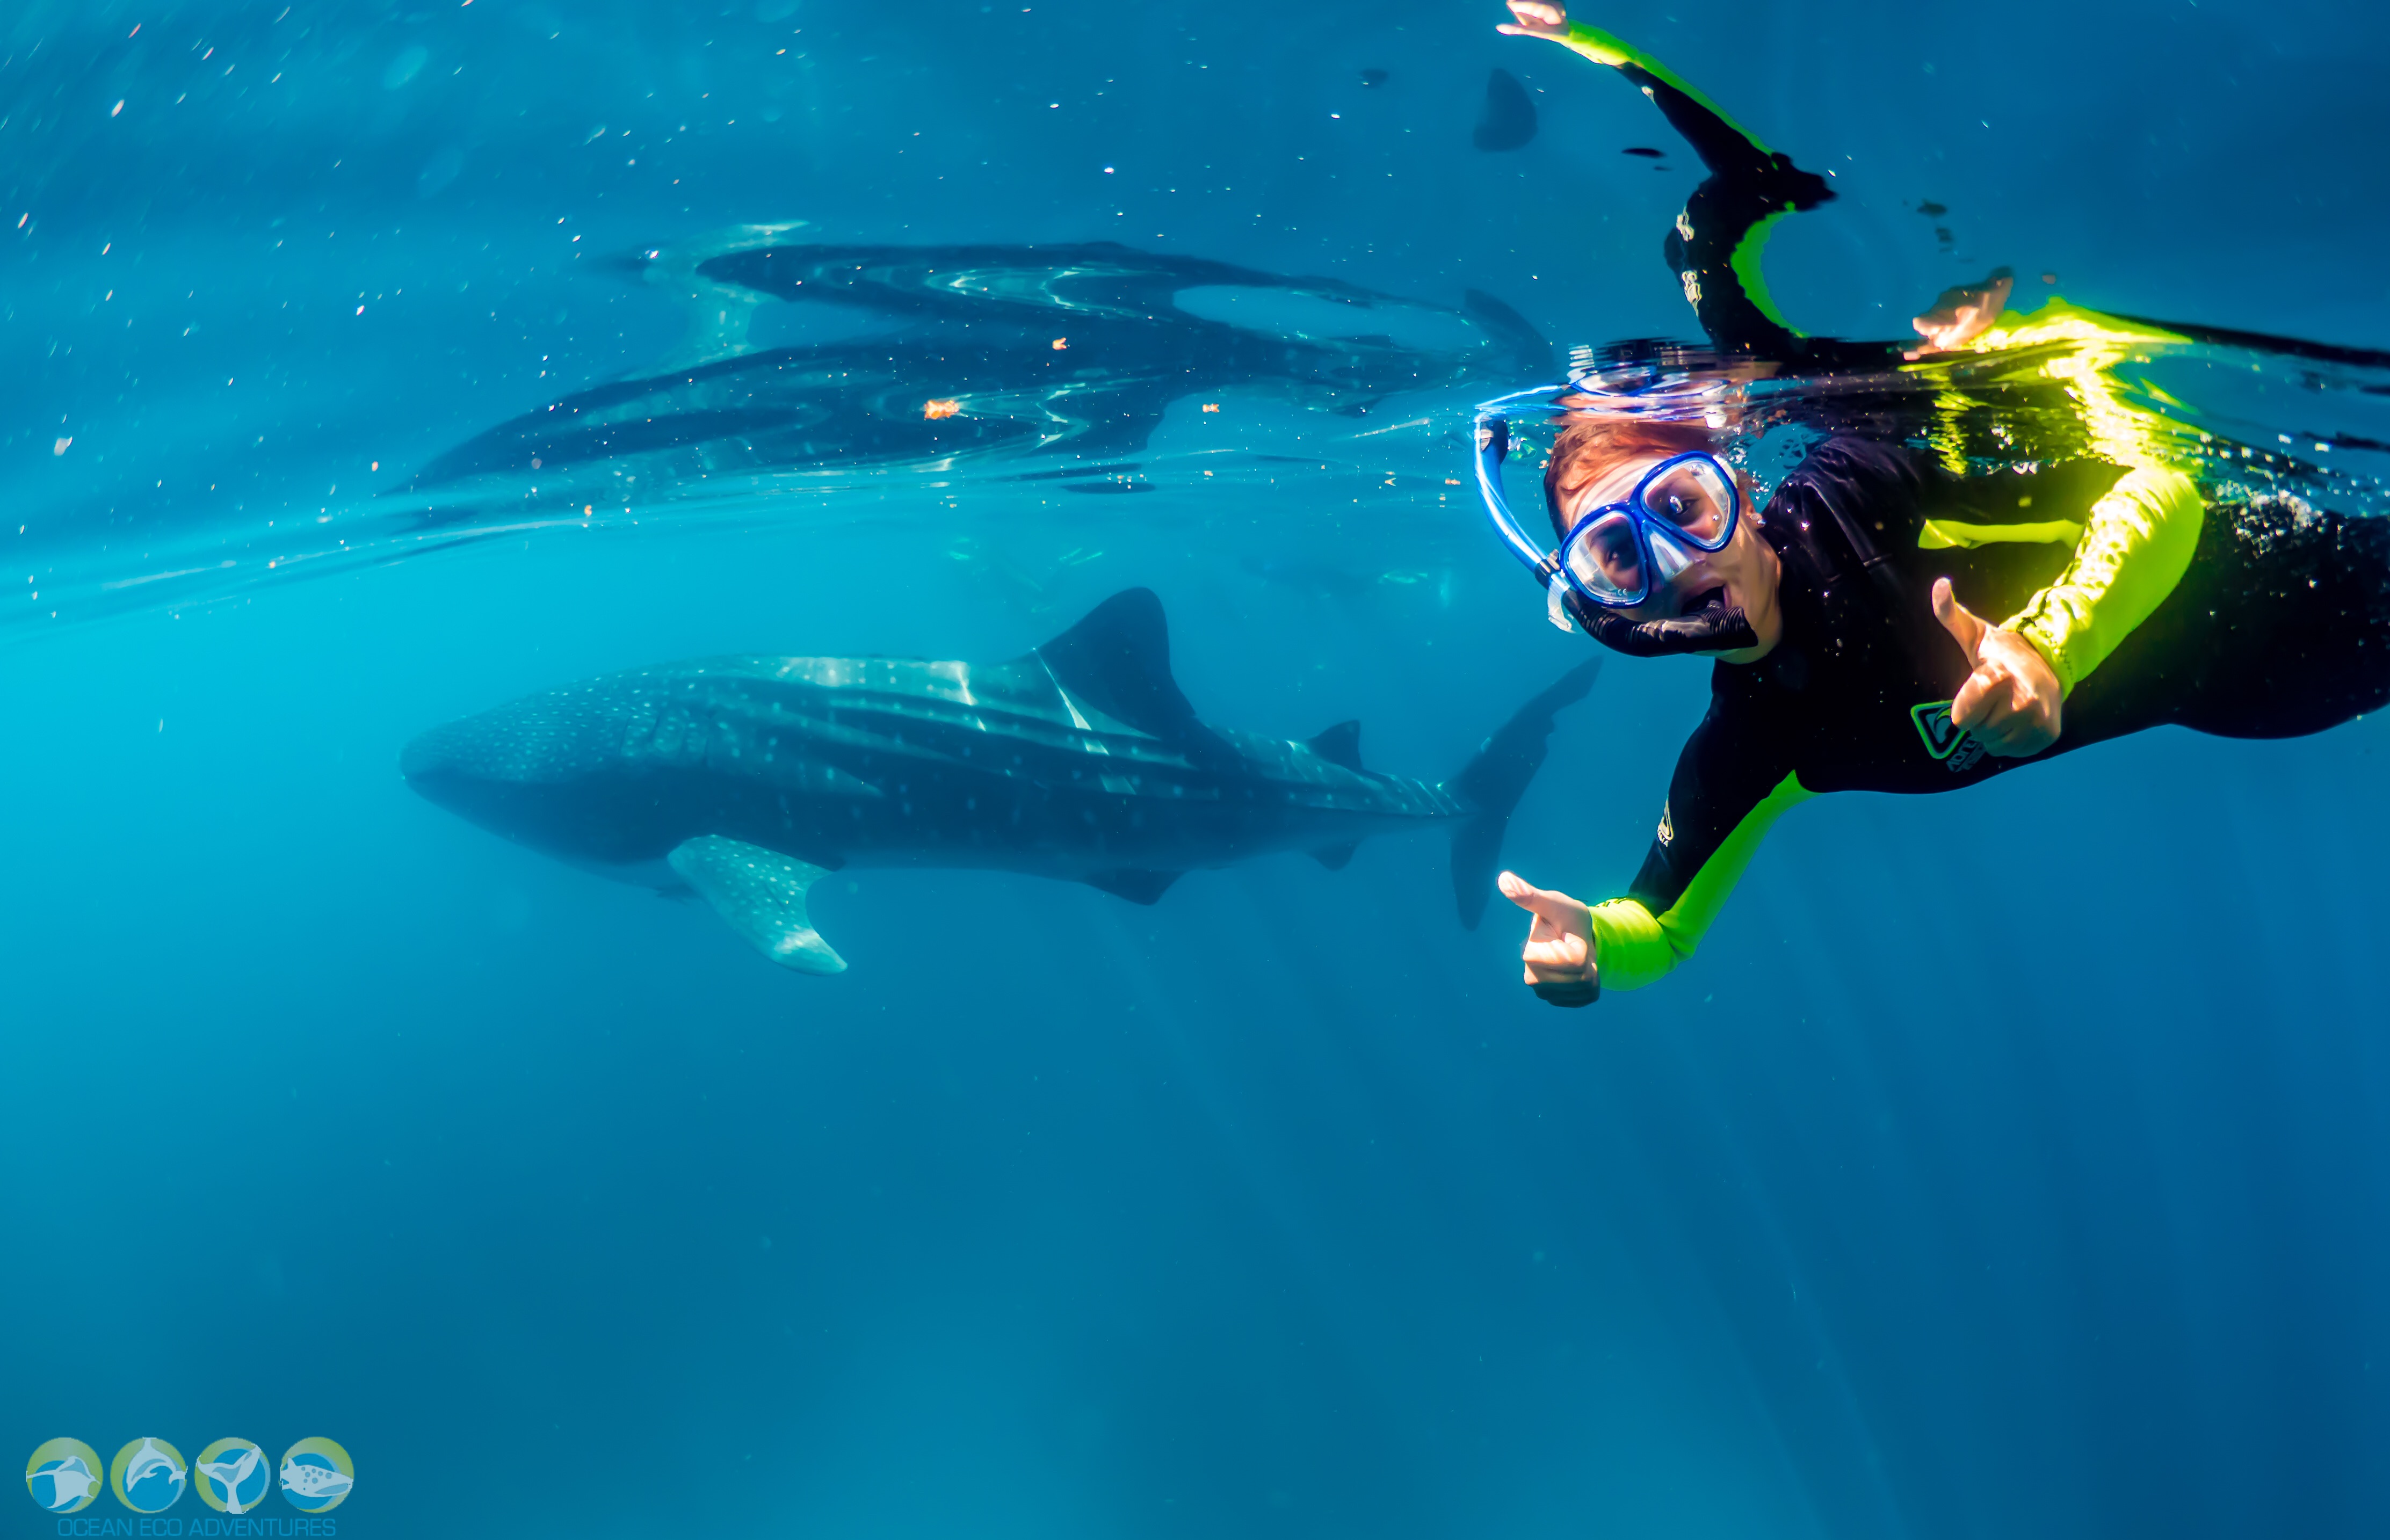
[1541, 417, 1719, 536]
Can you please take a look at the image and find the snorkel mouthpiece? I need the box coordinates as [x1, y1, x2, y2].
[1571, 594, 1761, 658]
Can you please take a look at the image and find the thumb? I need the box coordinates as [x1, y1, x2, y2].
[1931, 576, 1988, 662]
[1498, 870, 1588, 929]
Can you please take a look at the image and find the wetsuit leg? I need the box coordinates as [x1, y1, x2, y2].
[1614, 63, 1835, 358]
[2063, 498, 2390, 744]
[2174, 501, 2390, 737]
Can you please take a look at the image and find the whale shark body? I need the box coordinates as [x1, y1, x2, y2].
[402, 590, 1595, 972]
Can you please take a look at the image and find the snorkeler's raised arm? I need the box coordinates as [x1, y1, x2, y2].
[1501, 3, 1781, 179]
[1998, 468, 2206, 695]
[1499, 2, 1833, 358]
[1917, 462, 2206, 753]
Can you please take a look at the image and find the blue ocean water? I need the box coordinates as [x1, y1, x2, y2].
[5, 2, 2390, 1537]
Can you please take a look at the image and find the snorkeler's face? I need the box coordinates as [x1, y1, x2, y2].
[1571, 456, 1784, 663]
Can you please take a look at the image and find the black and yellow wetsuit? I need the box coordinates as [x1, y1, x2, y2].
[1527, 22, 2390, 993]
[1590, 441, 2390, 990]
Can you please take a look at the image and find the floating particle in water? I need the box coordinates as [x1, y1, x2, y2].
[1935, 226, 1954, 246]
[1623, 146, 1663, 158]
[1051, 337, 1068, 350]
[2041, 271, 2058, 285]
[1473, 68, 1536, 152]
[923, 398, 961, 419]
[1201, 403, 1220, 412]
[53, 437, 71, 456]
[1360, 67, 1388, 87]
[1917, 200, 1948, 217]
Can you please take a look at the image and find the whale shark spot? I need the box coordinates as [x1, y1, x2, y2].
[381, 45, 428, 90]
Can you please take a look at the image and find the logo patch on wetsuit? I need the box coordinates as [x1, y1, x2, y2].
[1909, 701, 1986, 773]
[1657, 800, 1675, 846]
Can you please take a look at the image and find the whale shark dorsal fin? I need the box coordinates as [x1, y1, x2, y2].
[1033, 589, 1219, 748]
[667, 835, 848, 975]
[1305, 720, 1364, 772]
[1082, 867, 1183, 905]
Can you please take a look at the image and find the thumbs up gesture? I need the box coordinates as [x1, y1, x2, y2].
[1931, 577, 2063, 757]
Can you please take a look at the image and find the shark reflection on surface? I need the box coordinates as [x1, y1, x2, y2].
[400, 231, 1549, 513]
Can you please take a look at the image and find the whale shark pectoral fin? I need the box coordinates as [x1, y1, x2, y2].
[665, 836, 848, 975]
[1082, 867, 1184, 905]
[1309, 841, 1361, 870]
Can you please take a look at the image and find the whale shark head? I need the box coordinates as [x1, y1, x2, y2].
[402, 684, 654, 857]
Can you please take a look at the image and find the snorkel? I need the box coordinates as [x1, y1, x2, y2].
[1472, 371, 1761, 659]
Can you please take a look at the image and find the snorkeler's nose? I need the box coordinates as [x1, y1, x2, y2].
[1649, 532, 1697, 584]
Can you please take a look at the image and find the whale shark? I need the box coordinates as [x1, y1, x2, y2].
[402, 589, 1595, 972]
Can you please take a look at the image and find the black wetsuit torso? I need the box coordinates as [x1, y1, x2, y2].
[1630, 438, 2390, 918]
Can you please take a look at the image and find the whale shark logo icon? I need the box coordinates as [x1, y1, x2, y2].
[278, 1438, 355, 1513]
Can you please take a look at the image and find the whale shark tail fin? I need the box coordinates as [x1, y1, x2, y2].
[1443, 660, 1602, 930]
[668, 835, 848, 975]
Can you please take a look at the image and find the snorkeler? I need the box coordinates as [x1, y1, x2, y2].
[1483, 1, 2390, 1006]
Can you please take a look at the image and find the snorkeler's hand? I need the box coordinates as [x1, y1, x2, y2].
[1499, 870, 1600, 1007]
[1496, 1, 1570, 39]
[1906, 270, 2014, 358]
[1933, 577, 2062, 757]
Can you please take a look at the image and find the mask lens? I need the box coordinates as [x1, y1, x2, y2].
[1639, 456, 1736, 548]
[1561, 510, 1646, 605]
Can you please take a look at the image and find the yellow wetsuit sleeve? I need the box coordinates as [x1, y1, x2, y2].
[2001, 467, 2205, 694]
[1585, 772, 1813, 991]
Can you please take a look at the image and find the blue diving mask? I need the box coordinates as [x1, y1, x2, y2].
[1472, 382, 1762, 659]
